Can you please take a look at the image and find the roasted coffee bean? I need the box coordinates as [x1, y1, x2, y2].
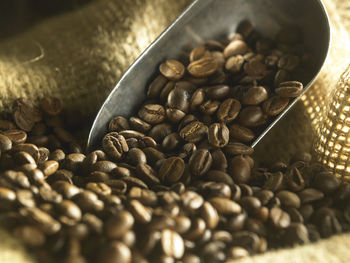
[14, 151, 36, 165]
[49, 149, 66, 163]
[209, 197, 241, 215]
[180, 121, 207, 143]
[148, 75, 168, 99]
[240, 196, 261, 215]
[161, 228, 185, 259]
[158, 157, 185, 185]
[313, 208, 342, 238]
[3, 170, 31, 189]
[185, 217, 207, 240]
[312, 172, 340, 194]
[276, 81, 303, 98]
[129, 199, 152, 224]
[181, 191, 204, 211]
[189, 46, 209, 62]
[99, 241, 131, 263]
[201, 182, 232, 199]
[189, 149, 212, 177]
[263, 172, 284, 192]
[238, 106, 266, 127]
[12, 98, 42, 131]
[162, 133, 182, 152]
[298, 188, 324, 204]
[232, 231, 260, 252]
[166, 108, 186, 123]
[276, 190, 301, 208]
[129, 117, 151, 133]
[217, 98, 241, 123]
[255, 190, 274, 206]
[0, 120, 16, 131]
[269, 207, 290, 228]
[211, 149, 228, 171]
[160, 60, 185, 81]
[201, 201, 219, 229]
[229, 124, 255, 142]
[148, 123, 172, 142]
[227, 246, 249, 260]
[2, 129, 27, 145]
[283, 223, 309, 245]
[225, 55, 245, 73]
[205, 85, 230, 100]
[0, 134, 12, 151]
[104, 210, 134, 239]
[224, 40, 249, 58]
[0, 187, 16, 210]
[167, 87, 190, 113]
[72, 191, 104, 213]
[208, 123, 229, 148]
[205, 170, 234, 187]
[128, 187, 157, 206]
[12, 143, 40, 162]
[190, 88, 205, 111]
[109, 116, 130, 132]
[287, 167, 305, 192]
[102, 132, 129, 160]
[242, 86, 268, 105]
[262, 96, 289, 116]
[126, 148, 147, 166]
[52, 181, 80, 199]
[136, 163, 160, 186]
[187, 57, 218, 78]
[225, 142, 254, 156]
[138, 104, 165, 124]
[228, 155, 251, 184]
[40, 97, 62, 116]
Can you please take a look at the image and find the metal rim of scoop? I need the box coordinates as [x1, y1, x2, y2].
[87, 0, 331, 152]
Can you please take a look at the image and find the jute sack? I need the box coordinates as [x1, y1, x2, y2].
[1, 0, 350, 262]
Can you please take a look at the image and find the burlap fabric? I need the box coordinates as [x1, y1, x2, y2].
[1, 0, 350, 262]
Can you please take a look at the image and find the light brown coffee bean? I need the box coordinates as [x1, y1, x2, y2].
[138, 104, 165, 124]
[276, 81, 303, 98]
[187, 57, 218, 77]
[102, 133, 129, 160]
[190, 46, 209, 62]
[99, 241, 131, 263]
[160, 60, 185, 81]
[129, 199, 152, 224]
[225, 55, 245, 73]
[2, 129, 27, 145]
[41, 160, 59, 177]
[224, 40, 249, 58]
[201, 201, 219, 229]
[269, 207, 291, 228]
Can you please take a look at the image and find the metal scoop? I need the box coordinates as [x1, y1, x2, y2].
[87, 0, 330, 151]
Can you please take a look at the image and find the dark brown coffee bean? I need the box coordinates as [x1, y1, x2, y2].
[225, 142, 254, 156]
[312, 172, 340, 194]
[298, 188, 324, 204]
[190, 88, 205, 111]
[126, 148, 147, 166]
[287, 167, 305, 192]
[208, 123, 229, 148]
[313, 208, 342, 238]
[200, 182, 232, 199]
[102, 132, 129, 160]
[240, 196, 261, 215]
[40, 97, 62, 116]
[188, 57, 218, 77]
[104, 210, 134, 239]
[242, 86, 268, 105]
[86, 182, 112, 196]
[148, 74, 168, 99]
[12, 98, 42, 131]
[211, 149, 228, 171]
[106, 179, 128, 195]
[13, 225, 46, 247]
[283, 223, 309, 245]
[205, 170, 234, 187]
[99, 241, 131, 263]
[262, 96, 289, 116]
[12, 143, 40, 162]
[128, 187, 158, 206]
[184, 217, 206, 241]
[209, 197, 241, 215]
[255, 190, 274, 206]
[14, 151, 36, 166]
[228, 155, 251, 183]
[109, 116, 130, 132]
[179, 121, 207, 143]
[189, 149, 212, 177]
[49, 149, 66, 163]
[263, 172, 284, 192]
[276, 81, 303, 98]
[2, 129, 27, 145]
[160, 60, 185, 81]
[205, 85, 230, 100]
[199, 100, 220, 115]
[136, 163, 161, 186]
[229, 124, 255, 142]
[166, 108, 186, 123]
[63, 153, 85, 172]
[269, 207, 291, 228]
[231, 231, 260, 252]
[162, 133, 182, 152]
[238, 106, 266, 127]
[278, 54, 300, 71]
[276, 190, 301, 208]
[159, 157, 185, 184]
[128, 117, 151, 133]
[0, 120, 16, 131]
[148, 123, 172, 142]
[143, 147, 165, 165]
[52, 181, 80, 199]
[138, 104, 165, 124]
[217, 98, 241, 123]
[167, 87, 190, 113]
[72, 191, 104, 213]
[224, 40, 249, 58]
[91, 161, 117, 174]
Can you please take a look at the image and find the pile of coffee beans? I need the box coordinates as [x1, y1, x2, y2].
[0, 23, 347, 263]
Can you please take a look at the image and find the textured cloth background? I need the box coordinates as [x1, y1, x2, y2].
[1, 0, 350, 262]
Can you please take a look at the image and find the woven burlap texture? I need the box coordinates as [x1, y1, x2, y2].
[1, 0, 350, 262]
